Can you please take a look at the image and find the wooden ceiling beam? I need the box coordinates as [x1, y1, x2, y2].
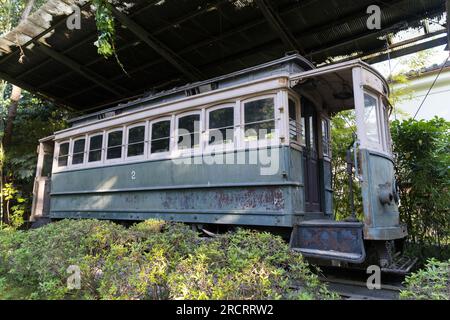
[110, 6, 205, 82]
[255, 0, 305, 55]
[36, 43, 130, 97]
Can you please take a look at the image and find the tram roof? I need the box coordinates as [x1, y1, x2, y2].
[0, 0, 445, 114]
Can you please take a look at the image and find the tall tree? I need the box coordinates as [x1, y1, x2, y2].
[1, 0, 35, 225]
[2, 0, 35, 151]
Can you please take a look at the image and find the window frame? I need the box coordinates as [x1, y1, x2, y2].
[125, 122, 148, 160]
[56, 140, 70, 169]
[175, 110, 203, 155]
[362, 90, 384, 151]
[205, 103, 236, 153]
[105, 127, 125, 164]
[70, 136, 87, 167]
[149, 116, 173, 159]
[381, 100, 392, 154]
[288, 94, 302, 146]
[87, 132, 105, 165]
[241, 94, 278, 148]
[321, 117, 331, 158]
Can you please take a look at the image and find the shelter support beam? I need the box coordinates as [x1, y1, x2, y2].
[110, 6, 205, 82]
[255, 0, 305, 55]
[36, 43, 130, 97]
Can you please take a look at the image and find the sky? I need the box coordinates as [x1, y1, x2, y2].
[372, 45, 448, 78]
[370, 15, 448, 78]
[366, 20, 450, 120]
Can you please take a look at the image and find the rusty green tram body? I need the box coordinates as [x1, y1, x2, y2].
[31, 55, 413, 272]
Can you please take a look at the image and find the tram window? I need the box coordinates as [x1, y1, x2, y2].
[289, 98, 300, 142]
[308, 117, 316, 151]
[322, 119, 330, 157]
[127, 125, 145, 157]
[107, 130, 123, 160]
[151, 120, 171, 154]
[382, 104, 392, 153]
[178, 114, 200, 150]
[88, 134, 103, 162]
[208, 107, 234, 145]
[72, 138, 86, 165]
[57, 142, 69, 167]
[244, 98, 275, 141]
[363, 93, 380, 145]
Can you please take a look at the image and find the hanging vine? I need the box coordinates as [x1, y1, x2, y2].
[91, 0, 128, 75]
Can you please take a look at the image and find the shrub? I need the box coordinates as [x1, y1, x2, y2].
[391, 118, 450, 253]
[167, 229, 335, 300]
[0, 219, 336, 300]
[400, 258, 450, 300]
[0, 219, 130, 299]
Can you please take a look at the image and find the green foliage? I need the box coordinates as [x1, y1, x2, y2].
[0, 86, 70, 228]
[391, 117, 450, 253]
[92, 0, 116, 58]
[0, 0, 47, 35]
[0, 219, 337, 300]
[168, 229, 336, 300]
[2, 183, 27, 229]
[330, 110, 363, 220]
[400, 258, 450, 300]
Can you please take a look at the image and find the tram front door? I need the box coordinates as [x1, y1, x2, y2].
[302, 98, 321, 213]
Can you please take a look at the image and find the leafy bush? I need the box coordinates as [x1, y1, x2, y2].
[400, 258, 450, 300]
[0, 219, 336, 300]
[391, 118, 450, 255]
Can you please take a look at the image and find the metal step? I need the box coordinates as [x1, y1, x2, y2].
[382, 255, 418, 275]
[290, 219, 366, 264]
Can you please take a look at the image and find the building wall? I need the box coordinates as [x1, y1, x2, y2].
[392, 69, 450, 121]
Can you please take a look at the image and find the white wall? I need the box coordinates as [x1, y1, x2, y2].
[392, 69, 450, 121]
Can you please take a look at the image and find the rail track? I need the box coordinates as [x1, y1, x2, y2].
[319, 267, 406, 300]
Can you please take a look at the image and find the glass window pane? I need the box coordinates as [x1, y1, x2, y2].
[209, 107, 234, 145]
[308, 117, 315, 151]
[59, 142, 69, 156]
[127, 143, 144, 157]
[127, 126, 145, 157]
[90, 135, 103, 150]
[128, 126, 145, 144]
[245, 122, 275, 140]
[107, 131, 123, 159]
[152, 121, 170, 140]
[58, 142, 69, 167]
[289, 99, 298, 141]
[72, 139, 85, 165]
[364, 94, 380, 144]
[178, 114, 200, 149]
[42, 154, 53, 177]
[108, 131, 123, 147]
[244, 98, 274, 123]
[151, 120, 171, 154]
[244, 98, 275, 140]
[88, 135, 103, 162]
[73, 139, 85, 154]
[383, 106, 392, 153]
[322, 119, 330, 156]
[89, 150, 102, 162]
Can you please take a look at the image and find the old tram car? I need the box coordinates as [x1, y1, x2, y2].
[31, 55, 413, 273]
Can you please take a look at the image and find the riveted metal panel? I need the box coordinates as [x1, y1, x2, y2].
[49, 146, 319, 227]
[359, 149, 407, 240]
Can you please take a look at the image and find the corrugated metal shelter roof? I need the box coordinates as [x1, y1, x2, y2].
[0, 0, 445, 113]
